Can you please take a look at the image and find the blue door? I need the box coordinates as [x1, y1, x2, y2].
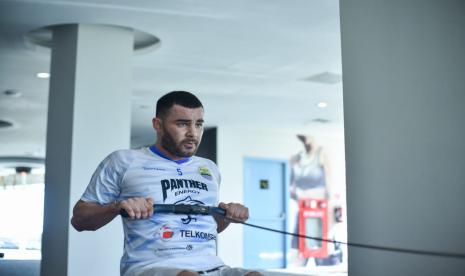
[243, 158, 287, 269]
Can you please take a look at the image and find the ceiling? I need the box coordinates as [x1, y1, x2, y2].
[0, 0, 343, 164]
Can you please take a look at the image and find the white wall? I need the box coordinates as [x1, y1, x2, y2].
[340, 0, 465, 275]
[216, 124, 346, 267]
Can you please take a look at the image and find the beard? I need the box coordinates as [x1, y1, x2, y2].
[160, 126, 199, 158]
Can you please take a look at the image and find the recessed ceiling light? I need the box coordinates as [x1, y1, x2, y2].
[317, 102, 328, 108]
[37, 72, 50, 79]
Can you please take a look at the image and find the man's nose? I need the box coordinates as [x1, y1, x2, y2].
[186, 125, 197, 137]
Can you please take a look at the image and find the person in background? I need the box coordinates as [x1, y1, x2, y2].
[289, 135, 342, 267]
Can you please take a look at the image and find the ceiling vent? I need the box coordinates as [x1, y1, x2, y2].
[3, 90, 22, 97]
[15, 166, 32, 174]
[0, 120, 13, 128]
[302, 71, 342, 85]
[312, 118, 331, 124]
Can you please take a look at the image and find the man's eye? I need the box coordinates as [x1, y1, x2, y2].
[196, 123, 203, 128]
[178, 123, 188, 127]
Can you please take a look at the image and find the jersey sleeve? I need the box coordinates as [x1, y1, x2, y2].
[81, 150, 133, 205]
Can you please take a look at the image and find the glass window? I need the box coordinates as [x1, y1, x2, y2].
[0, 168, 44, 260]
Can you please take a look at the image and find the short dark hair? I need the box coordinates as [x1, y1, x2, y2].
[156, 91, 203, 118]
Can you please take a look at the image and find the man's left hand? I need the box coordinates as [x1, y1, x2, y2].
[218, 202, 249, 223]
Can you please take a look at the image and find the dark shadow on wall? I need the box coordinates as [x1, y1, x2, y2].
[196, 127, 217, 164]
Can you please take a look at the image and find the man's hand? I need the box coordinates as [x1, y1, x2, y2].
[218, 202, 249, 223]
[118, 197, 154, 219]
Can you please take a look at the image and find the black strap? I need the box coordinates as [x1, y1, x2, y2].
[119, 204, 226, 218]
[197, 265, 225, 274]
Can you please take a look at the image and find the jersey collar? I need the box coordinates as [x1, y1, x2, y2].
[149, 145, 191, 164]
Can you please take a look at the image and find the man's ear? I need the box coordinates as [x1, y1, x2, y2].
[152, 117, 162, 132]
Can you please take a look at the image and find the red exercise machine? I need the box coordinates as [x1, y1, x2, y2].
[298, 198, 328, 258]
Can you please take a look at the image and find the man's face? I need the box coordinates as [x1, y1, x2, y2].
[154, 104, 204, 158]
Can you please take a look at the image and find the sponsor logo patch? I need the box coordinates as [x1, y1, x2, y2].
[155, 247, 185, 252]
[143, 167, 166, 171]
[158, 224, 176, 242]
[198, 166, 213, 180]
[161, 179, 208, 201]
[180, 230, 217, 241]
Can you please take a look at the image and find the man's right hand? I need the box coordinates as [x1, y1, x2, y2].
[118, 197, 154, 219]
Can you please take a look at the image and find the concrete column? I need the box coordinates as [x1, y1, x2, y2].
[340, 1, 465, 275]
[41, 24, 132, 276]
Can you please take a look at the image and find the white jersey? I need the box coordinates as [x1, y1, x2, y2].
[81, 146, 224, 276]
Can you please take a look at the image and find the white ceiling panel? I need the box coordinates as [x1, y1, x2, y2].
[0, 0, 343, 160]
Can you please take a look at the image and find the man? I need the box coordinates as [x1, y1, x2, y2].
[71, 91, 261, 276]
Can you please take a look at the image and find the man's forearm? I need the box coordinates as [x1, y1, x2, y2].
[71, 200, 120, 232]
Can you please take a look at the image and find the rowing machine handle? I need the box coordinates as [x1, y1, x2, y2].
[210, 207, 227, 216]
[119, 204, 226, 217]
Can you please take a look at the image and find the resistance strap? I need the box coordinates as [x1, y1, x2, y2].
[120, 204, 465, 260]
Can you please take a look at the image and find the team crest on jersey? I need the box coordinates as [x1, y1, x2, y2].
[198, 166, 212, 180]
[158, 224, 176, 242]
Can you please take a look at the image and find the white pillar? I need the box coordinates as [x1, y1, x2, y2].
[41, 24, 133, 276]
[340, 1, 465, 275]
